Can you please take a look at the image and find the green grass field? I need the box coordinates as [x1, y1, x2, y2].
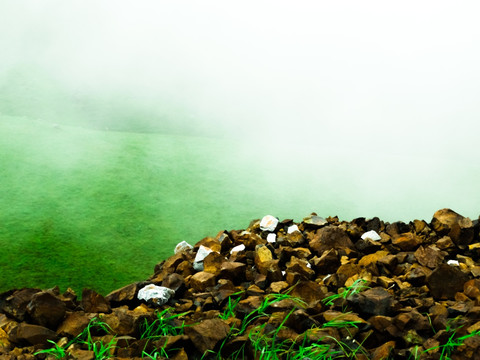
[0, 116, 329, 295]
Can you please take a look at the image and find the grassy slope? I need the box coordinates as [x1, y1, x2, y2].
[0, 117, 275, 294]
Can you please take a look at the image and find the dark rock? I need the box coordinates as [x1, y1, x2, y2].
[426, 263, 469, 300]
[0, 289, 41, 322]
[310, 248, 340, 274]
[25, 291, 66, 330]
[348, 287, 393, 316]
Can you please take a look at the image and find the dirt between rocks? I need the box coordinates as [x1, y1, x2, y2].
[1, 208, 480, 359]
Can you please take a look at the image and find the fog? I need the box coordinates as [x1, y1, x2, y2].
[1, 0, 480, 221]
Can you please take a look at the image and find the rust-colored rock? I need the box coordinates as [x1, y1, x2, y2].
[57, 311, 94, 337]
[105, 283, 139, 303]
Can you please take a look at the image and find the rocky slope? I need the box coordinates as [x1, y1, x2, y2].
[1, 209, 480, 359]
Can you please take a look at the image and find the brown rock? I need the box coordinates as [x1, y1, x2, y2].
[236, 296, 264, 315]
[26, 291, 67, 330]
[254, 245, 273, 274]
[436, 236, 455, 250]
[310, 249, 340, 274]
[0, 289, 41, 322]
[309, 226, 354, 255]
[414, 245, 446, 269]
[219, 262, 247, 283]
[286, 257, 315, 279]
[322, 310, 367, 326]
[105, 283, 138, 303]
[392, 232, 421, 251]
[184, 318, 230, 354]
[426, 263, 469, 299]
[203, 252, 225, 275]
[0, 328, 11, 352]
[102, 306, 145, 336]
[268, 281, 289, 293]
[189, 272, 216, 292]
[431, 208, 474, 247]
[8, 323, 58, 346]
[371, 340, 395, 360]
[290, 281, 324, 308]
[348, 287, 393, 316]
[57, 311, 94, 337]
[81, 289, 111, 314]
[465, 279, 480, 299]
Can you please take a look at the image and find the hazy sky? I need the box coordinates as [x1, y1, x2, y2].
[1, 1, 480, 220]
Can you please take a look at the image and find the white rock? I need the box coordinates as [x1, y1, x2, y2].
[230, 244, 246, 254]
[267, 233, 277, 243]
[306, 262, 312, 268]
[137, 284, 175, 305]
[323, 274, 332, 281]
[194, 245, 213, 263]
[174, 241, 193, 254]
[287, 225, 300, 234]
[193, 245, 214, 271]
[260, 215, 279, 232]
[447, 260, 460, 266]
[361, 230, 382, 241]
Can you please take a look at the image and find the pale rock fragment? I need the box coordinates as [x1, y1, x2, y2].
[230, 244, 246, 254]
[193, 245, 214, 271]
[260, 215, 279, 232]
[287, 225, 300, 234]
[137, 284, 175, 305]
[361, 230, 382, 241]
[174, 241, 193, 254]
[267, 233, 277, 243]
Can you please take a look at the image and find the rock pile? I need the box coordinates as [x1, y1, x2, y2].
[2, 209, 480, 359]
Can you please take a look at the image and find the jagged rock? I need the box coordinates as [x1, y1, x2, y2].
[310, 248, 340, 274]
[414, 245, 446, 269]
[426, 263, 469, 299]
[25, 291, 66, 330]
[82, 289, 111, 314]
[8, 323, 58, 346]
[184, 318, 230, 354]
[464, 279, 480, 298]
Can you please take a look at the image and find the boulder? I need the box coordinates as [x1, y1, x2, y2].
[309, 226, 354, 255]
[82, 289, 111, 313]
[426, 263, 469, 300]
